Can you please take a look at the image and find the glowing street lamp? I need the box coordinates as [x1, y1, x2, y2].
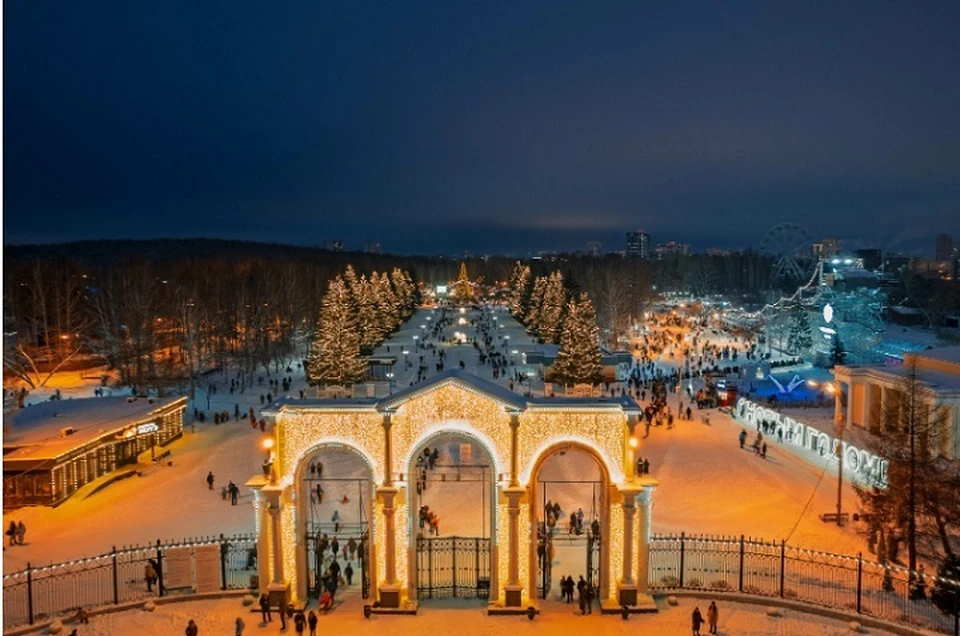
[262, 437, 276, 482]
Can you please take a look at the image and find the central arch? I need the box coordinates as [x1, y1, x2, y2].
[405, 427, 497, 601]
[527, 441, 612, 606]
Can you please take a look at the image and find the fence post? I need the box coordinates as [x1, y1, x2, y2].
[856, 552, 863, 614]
[779, 540, 786, 598]
[112, 546, 120, 605]
[156, 539, 165, 598]
[26, 563, 34, 626]
[220, 534, 228, 591]
[679, 532, 686, 588]
[738, 535, 745, 592]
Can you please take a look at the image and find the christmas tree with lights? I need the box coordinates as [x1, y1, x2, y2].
[552, 293, 602, 385]
[453, 261, 473, 303]
[307, 276, 367, 387]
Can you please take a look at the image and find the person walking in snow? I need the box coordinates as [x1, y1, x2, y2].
[307, 611, 318, 636]
[206, 471, 215, 490]
[16, 521, 26, 546]
[229, 482, 239, 505]
[691, 606, 705, 636]
[576, 576, 588, 614]
[707, 601, 718, 634]
[259, 593, 272, 623]
[6, 521, 17, 547]
[145, 561, 157, 592]
[294, 609, 306, 636]
[235, 616, 245, 636]
[760, 442, 767, 459]
[185, 619, 198, 636]
[347, 537, 357, 561]
[345, 562, 354, 585]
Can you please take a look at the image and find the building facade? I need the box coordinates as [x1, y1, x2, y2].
[250, 370, 658, 612]
[3, 396, 186, 507]
[834, 346, 960, 461]
[626, 231, 650, 259]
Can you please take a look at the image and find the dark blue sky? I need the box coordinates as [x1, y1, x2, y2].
[5, 2, 960, 255]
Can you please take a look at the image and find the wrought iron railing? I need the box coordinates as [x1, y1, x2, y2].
[650, 533, 960, 634]
[2, 533, 257, 630]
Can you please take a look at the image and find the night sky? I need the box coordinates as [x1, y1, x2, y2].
[5, 2, 960, 255]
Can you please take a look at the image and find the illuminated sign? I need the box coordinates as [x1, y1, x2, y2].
[137, 422, 159, 435]
[436, 285, 448, 295]
[823, 303, 834, 324]
[733, 398, 887, 487]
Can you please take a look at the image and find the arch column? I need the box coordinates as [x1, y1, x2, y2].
[262, 483, 290, 606]
[616, 487, 641, 606]
[377, 485, 401, 608]
[503, 486, 526, 607]
[636, 479, 658, 599]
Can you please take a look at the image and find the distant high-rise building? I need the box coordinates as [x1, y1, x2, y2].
[626, 231, 650, 259]
[654, 241, 691, 257]
[936, 233, 954, 263]
[586, 241, 602, 257]
[364, 242, 382, 254]
[324, 240, 344, 252]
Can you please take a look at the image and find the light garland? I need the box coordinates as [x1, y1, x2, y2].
[496, 500, 509, 597]
[375, 500, 386, 591]
[517, 413, 625, 485]
[391, 385, 511, 476]
[282, 504, 297, 597]
[279, 411, 384, 483]
[609, 501, 624, 600]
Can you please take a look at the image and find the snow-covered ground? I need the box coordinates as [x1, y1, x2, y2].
[4, 304, 872, 579]
[66, 594, 910, 636]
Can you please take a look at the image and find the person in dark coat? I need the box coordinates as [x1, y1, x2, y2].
[259, 593, 272, 623]
[707, 601, 718, 634]
[344, 562, 354, 586]
[293, 610, 306, 635]
[206, 472, 215, 490]
[278, 599, 288, 630]
[307, 611, 318, 636]
[185, 619, 199, 636]
[692, 606, 705, 636]
[576, 576, 587, 614]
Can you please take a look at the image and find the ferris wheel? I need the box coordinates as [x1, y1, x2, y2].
[760, 223, 814, 283]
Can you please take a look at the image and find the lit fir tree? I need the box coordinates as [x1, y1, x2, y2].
[552, 293, 602, 385]
[374, 271, 401, 334]
[525, 275, 548, 334]
[390, 267, 415, 317]
[508, 262, 531, 319]
[786, 303, 813, 355]
[356, 274, 383, 350]
[306, 277, 367, 387]
[536, 271, 566, 344]
[453, 261, 473, 303]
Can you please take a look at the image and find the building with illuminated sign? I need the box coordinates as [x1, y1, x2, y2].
[3, 396, 186, 507]
[251, 369, 659, 613]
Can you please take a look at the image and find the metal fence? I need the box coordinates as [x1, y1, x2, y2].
[650, 533, 960, 635]
[2, 533, 257, 630]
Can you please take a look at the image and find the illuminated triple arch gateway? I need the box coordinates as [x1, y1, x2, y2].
[249, 370, 659, 613]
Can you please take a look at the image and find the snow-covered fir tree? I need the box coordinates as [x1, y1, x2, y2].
[306, 276, 367, 387]
[536, 271, 567, 344]
[786, 304, 812, 355]
[552, 293, 602, 385]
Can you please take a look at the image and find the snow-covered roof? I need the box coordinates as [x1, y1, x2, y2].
[266, 369, 640, 416]
[911, 345, 960, 366]
[3, 396, 186, 462]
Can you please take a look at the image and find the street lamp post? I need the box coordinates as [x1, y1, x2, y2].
[809, 380, 845, 526]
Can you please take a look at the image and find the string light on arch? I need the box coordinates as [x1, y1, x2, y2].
[518, 434, 623, 486]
